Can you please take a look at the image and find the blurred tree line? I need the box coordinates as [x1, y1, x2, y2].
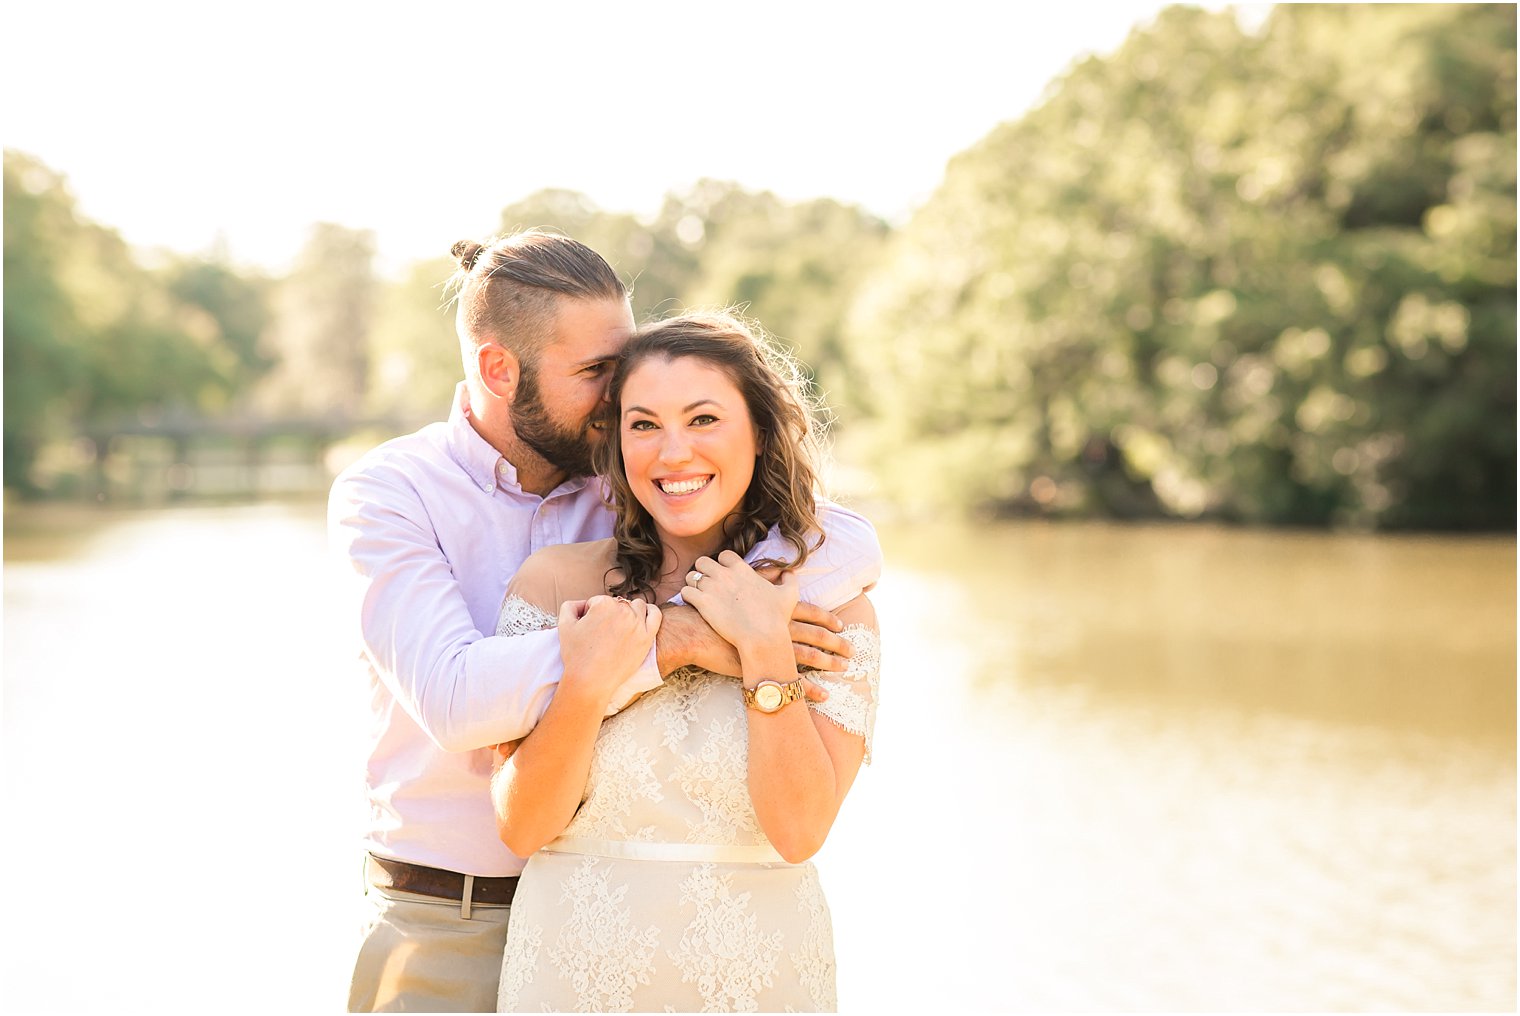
[846, 2, 1515, 527]
[4, 3, 1513, 528]
[4, 153, 276, 492]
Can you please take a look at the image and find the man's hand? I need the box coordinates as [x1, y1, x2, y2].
[753, 564, 855, 673]
[656, 599, 849, 702]
[787, 600, 855, 673]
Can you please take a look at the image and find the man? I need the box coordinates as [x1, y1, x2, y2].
[329, 230, 881, 1012]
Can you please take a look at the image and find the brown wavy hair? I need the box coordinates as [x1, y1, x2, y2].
[596, 311, 828, 598]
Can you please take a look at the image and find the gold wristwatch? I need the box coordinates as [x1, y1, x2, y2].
[743, 677, 808, 714]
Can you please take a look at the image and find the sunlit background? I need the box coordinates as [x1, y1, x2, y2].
[3, 2, 1515, 1012]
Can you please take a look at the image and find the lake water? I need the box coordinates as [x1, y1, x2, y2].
[2, 501, 1514, 1011]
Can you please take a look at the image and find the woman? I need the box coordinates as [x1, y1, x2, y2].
[490, 311, 880, 1012]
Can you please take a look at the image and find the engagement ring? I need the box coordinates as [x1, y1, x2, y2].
[686, 570, 704, 585]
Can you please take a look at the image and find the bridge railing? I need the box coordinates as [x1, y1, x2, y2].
[65, 411, 433, 502]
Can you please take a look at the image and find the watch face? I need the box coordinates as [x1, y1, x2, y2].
[756, 684, 783, 710]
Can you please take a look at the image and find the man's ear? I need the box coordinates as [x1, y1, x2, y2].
[476, 343, 520, 403]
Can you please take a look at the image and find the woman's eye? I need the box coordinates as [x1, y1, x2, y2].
[628, 419, 656, 432]
[691, 414, 718, 426]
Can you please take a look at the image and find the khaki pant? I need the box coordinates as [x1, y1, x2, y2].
[349, 879, 513, 1012]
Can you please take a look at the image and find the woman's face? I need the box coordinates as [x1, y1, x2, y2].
[619, 354, 759, 557]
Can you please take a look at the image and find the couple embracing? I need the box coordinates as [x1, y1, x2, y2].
[330, 230, 883, 1012]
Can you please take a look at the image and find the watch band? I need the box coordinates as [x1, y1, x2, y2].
[743, 676, 808, 713]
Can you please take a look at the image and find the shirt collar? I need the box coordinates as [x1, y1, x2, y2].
[445, 383, 504, 493]
[445, 383, 592, 499]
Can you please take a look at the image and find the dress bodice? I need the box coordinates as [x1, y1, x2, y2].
[494, 596, 881, 1013]
[496, 597, 879, 852]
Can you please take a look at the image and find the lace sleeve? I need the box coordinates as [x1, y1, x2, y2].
[495, 595, 559, 636]
[804, 625, 881, 764]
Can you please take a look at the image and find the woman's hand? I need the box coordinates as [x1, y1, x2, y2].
[680, 550, 798, 656]
[557, 595, 661, 707]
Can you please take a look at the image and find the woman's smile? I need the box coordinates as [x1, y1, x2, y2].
[656, 474, 712, 497]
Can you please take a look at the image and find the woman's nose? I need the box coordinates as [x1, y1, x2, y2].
[659, 430, 693, 464]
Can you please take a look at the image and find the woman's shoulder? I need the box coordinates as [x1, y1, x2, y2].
[522, 538, 617, 570]
[511, 539, 619, 607]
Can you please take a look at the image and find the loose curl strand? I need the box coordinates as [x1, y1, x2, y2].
[595, 311, 829, 598]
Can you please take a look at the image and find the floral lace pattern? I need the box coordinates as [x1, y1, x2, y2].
[654, 666, 712, 751]
[671, 711, 758, 845]
[495, 594, 558, 637]
[804, 625, 882, 764]
[564, 712, 664, 841]
[789, 865, 837, 1011]
[669, 864, 784, 1012]
[545, 857, 661, 1012]
[495, 921, 543, 1012]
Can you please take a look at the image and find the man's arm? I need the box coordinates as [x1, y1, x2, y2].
[780, 501, 883, 610]
[329, 464, 660, 751]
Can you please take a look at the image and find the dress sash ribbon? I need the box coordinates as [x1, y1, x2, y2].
[543, 836, 787, 864]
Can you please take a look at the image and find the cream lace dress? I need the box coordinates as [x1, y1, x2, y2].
[493, 591, 880, 1013]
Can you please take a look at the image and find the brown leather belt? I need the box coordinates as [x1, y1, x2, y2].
[366, 853, 519, 906]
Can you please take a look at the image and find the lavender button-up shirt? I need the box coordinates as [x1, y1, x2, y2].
[329, 386, 882, 877]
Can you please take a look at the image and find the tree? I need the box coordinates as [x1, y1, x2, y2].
[496, 188, 697, 322]
[655, 182, 890, 394]
[841, 3, 1515, 528]
[492, 181, 888, 402]
[4, 150, 276, 493]
[366, 255, 461, 420]
[162, 255, 275, 407]
[259, 223, 377, 417]
[4, 152, 85, 490]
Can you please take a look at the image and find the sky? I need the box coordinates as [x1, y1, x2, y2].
[4, 1, 1259, 276]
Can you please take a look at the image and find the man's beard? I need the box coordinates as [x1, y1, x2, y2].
[511, 367, 596, 479]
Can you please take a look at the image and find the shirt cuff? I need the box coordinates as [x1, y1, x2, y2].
[604, 643, 664, 716]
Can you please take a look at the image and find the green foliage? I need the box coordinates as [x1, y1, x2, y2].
[842, 3, 1515, 528]
[3, 150, 276, 493]
[6, 4, 1512, 528]
[653, 182, 890, 396]
[4, 153, 83, 490]
[495, 180, 887, 401]
[163, 256, 275, 401]
[499, 188, 696, 321]
[258, 223, 377, 417]
[365, 255, 460, 419]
